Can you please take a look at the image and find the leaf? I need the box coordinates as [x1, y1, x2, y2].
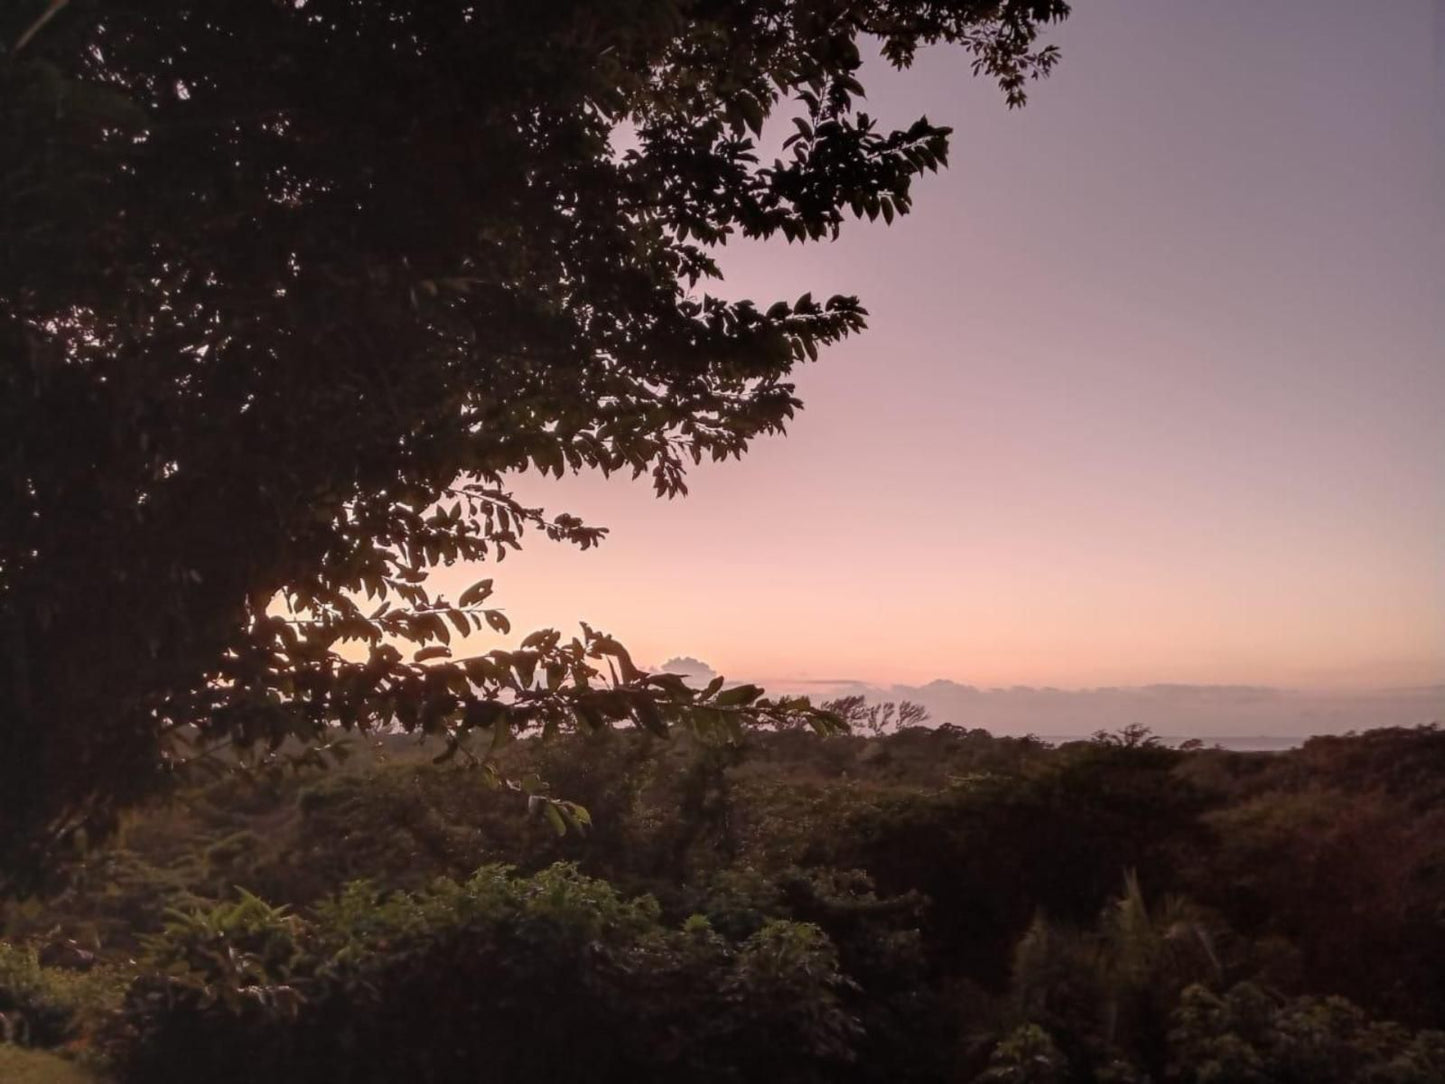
[485, 610, 511, 634]
[521, 628, 555, 649]
[463, 700, 505, 728]
[573, 702, 606, 732]
[738, 93, 766, 136]
[715, 683, 763, 707]
[632, 696, 670, 737]
[413, 645, 452, 663]
[646, 672, 692, 696]
[512, 653, 537, 689]
[543, 801, 567, 836]
[560, 801, 592, 828]
[463, 657, 499, 684]
[589, 634, 641, 683]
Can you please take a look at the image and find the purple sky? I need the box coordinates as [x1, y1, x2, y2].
[433, 1, 1444, 715]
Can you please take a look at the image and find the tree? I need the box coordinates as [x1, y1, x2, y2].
[0, 0, 1069, 881]
[1008, 873, 1223, 1077]
[822, 696, 931, 736]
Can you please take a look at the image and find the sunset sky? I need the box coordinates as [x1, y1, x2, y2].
[433, 0, 1444, 703]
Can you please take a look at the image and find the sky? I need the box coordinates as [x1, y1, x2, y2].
[431, 0, 1445, 728]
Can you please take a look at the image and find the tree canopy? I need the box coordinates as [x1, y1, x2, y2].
[0, 0, 1068, 880]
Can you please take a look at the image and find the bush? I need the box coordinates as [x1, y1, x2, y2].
[116, 863, 860, 1084]
[1168, 983, 1445, 1084]
[977, 1023, 1070, 1083]
[0, 941, 128, 1053]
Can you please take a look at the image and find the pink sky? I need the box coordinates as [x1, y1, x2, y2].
[431, 1, 1444, 697]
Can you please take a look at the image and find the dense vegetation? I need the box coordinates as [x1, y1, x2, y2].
[10, 6, 1432, 1081]
[3, 722, 1443, 1081]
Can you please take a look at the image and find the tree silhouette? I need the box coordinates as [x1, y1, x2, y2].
[822, 696, 931, 735]
[0, 0, 1068, 880]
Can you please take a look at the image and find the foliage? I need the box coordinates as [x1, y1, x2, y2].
[140, 890, 306, 1017]
[0, 0, 1069, 879]
[977, 1023, 1070, 1084]
[7, 724, 1445, 1082]
[818, 732, 1208, 989]
[1168, 983, 1445, 1084]
[1184, 727, 1445, 1025]
[0, 940, 76, 1047]
[116, 863, 860, 1084]
[1005, 874, 1225, 1077]
[0, 940, 128, 1053]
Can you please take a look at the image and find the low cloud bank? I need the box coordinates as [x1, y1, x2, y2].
[649, 654, 1442, 739]
[772, 678, 1444, 739]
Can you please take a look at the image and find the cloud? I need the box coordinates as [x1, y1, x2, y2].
[765, 677, 1444, 739]
[658, 656, 719, 687]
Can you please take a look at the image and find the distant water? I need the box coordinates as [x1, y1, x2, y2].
[1179, 735, 1303, 752]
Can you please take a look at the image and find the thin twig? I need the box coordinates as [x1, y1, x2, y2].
[12, 0, 69, 55]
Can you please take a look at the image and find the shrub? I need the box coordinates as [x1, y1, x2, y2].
[116, 863, 860, 1084]
[977, 1023, 1070, 1083]
[1168, 982, 1445, 1084]
[0, 941, 128, 1052]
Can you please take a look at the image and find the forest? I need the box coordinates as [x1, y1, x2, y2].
[5, 2, 1440, 1080]
[3, 720, 1444, 1082]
